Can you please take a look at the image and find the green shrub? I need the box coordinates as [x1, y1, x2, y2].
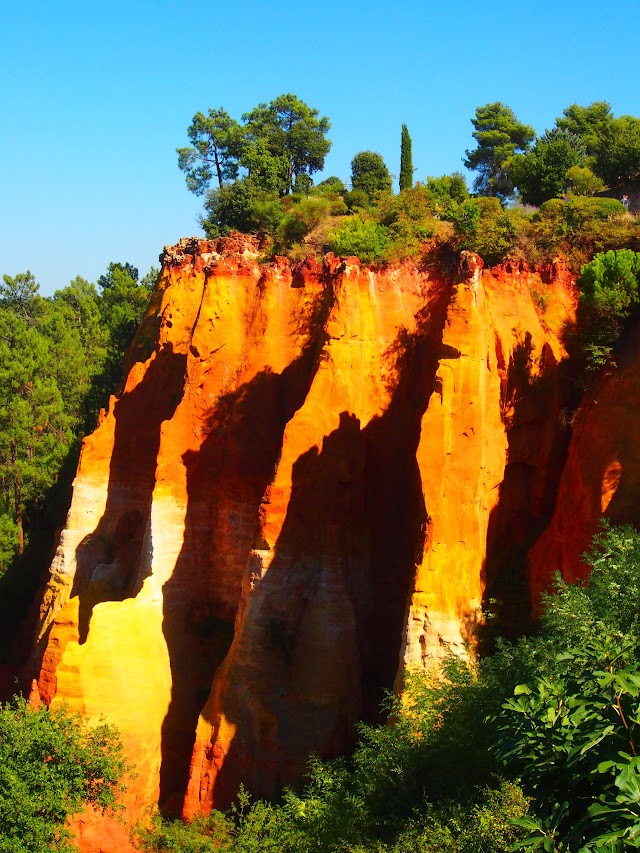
[451, 199, 525, 265]
[566, 165, 604, 196]
[0, 698, 126, 853]
[425, 173, 469, 218]
[344, 188, 371, 212]
[313, 176, 345, 196]
[201, 180, 284, 237]
[327, 216, 390, 263]
[377, 187, 437, 261]
[276, 196, 335, 248]
[526, 196, 636, 269]
[574, 249, 640, 369]
[138, 524, 640, 853]
[492, 523, 640, 851]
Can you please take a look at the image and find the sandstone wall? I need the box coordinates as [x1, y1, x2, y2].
[33, 239, 576, 849]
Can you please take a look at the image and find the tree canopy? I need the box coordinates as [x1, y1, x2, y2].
[464, 102, 535, 200]
[178, 94, 331, 206]
[507, 128, 585, 206]
[0, 262, 152, 577]
[177, 108, 242, 195]
[399, 124, 413, 192]
[350, 150, 392, 201]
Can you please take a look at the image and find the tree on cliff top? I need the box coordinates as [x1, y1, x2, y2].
[242, 94, 331, 196]
[178, 94, 331, 200]
[350, 151, 392, 201]
[177, 108, 242, 195]
[0, 697, 126, 853]
[399, 124, 414, 191]
[464, 102, 535, 200]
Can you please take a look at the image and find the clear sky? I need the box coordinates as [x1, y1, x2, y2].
[2, 0, 639, 295]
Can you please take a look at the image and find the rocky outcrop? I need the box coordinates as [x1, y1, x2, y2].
[528, 330, 640, 601]
[33, 239, 576, 849]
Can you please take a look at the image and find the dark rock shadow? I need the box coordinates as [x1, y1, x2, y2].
[204, 278, 453, 807]
[158, 280, 336, 815]
[481, 332, 572, 645]
[71, 344, 188, 645]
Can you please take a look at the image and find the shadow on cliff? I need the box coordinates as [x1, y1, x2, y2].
[479, 331, 573, 646]
[0, 443, 80, 700]
[158, 279, 336, 815]
[198, 277, 454, 809]
[69, 344, 188, 645]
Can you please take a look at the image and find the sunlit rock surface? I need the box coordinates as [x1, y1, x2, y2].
[33, 237, 577, 849]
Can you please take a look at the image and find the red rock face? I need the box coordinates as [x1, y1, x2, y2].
[528, 332, 640, 602]
[33, 239, 578, 850]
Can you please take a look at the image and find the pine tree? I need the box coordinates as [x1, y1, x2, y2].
[399, 124, 413, 192]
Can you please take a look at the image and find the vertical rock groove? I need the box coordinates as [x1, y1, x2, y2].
[29, 240, 587, 852]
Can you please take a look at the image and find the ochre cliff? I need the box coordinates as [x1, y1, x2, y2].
[33, 238, 577, 850]
[528, 329, 640, 601]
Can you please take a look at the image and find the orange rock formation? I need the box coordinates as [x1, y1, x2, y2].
[528, 331, 640, 602]
[34, 238, 577, 850]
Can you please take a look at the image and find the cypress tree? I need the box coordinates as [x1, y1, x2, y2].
[399, 124, 413, 191]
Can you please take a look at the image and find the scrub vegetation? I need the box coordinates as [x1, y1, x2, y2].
[138, 524, 640, 852]
[176, 96, 640, 271]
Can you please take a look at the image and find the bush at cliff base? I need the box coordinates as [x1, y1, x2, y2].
[138, 523, 640, 852]
[0, 698, 126, 853]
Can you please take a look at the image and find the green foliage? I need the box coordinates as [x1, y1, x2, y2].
[276, 196, 337, 250]
[524, 197, 634, 271]
[0, 513, 19, 576]
[556, 102, 615, 162]
[490, 522, 640, 851]
[377, 186, 436, 260]
[451, 198, 524, 265]
[314, 176, 346, 195]
[177, 108, 242, 194]
[565, 165, 604, 197]
[0, 271, 40, 322]
[0, 697, 126, 853]
[574, 249, 640, 369]
[0, 304, 74, 560]
[0, 261, 151, 576]
[327, 216, 390, 263]
[96, 262, 151, 401]
[399, 124, 413, 192]
[495, 636, 640, 851]
[180, 95, 332, 221]
[555, 102, 640, 187]
[351, 151, 393, 202]
[139, 667, 530, 852]
[139, 523, 640, 853]
[424, 172, 469, 217]
[580, 249, 640, 323]
[202, 179, 283, 237]
[595, 115, 640, 187]
[509, 130, 585, 206]
[242, 94, 331, 196]
[464, 103, 535, 200]
[344, 188, 371, 212]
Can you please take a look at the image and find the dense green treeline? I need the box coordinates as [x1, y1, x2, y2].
[0, 263, 156, 577]
[177, 96, 640, 272]
[136, 524, 640, 852]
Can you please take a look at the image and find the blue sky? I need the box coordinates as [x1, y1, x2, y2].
[2, 0, 639, 295]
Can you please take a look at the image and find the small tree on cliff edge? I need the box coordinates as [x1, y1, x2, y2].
[399, 124, 413, 191]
